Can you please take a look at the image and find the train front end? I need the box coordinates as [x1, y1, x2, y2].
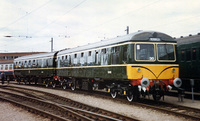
[126, 33, 182, 101]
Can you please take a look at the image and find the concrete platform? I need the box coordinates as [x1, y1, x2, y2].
[161, 95, 200, 109]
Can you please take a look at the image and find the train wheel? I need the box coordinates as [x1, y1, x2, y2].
[127, 90, 134, 102]
[127, 94, 133, 102]
[62, 85, 66, 90]
[24, 80, 27, 85]
[45, 83, 49, 88]
[71, 84, 76, 90]
[71, 79, 76, 91]
[111, 91, 117, 98]
[52, 83, 56, 88]
[153, 94, 161, 101]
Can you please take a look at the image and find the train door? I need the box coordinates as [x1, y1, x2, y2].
[185, 49, 192, 77]
[191, 48, 198, 78]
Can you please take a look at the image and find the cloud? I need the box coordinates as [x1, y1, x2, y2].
[0, 0, 200, 52]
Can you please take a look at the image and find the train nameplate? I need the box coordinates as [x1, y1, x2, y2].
[149, 38, 161, 41]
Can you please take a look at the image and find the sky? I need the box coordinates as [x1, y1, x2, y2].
[0, 0, 200, 52]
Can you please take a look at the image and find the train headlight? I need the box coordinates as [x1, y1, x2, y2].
[141, 78, 150, 87]
[173, 78, 182, 88]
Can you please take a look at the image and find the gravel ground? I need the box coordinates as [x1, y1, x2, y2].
[0, 102, 50, 121]
[0, 84, 194, 121]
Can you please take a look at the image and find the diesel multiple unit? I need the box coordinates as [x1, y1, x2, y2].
[13, 31, 182, 101]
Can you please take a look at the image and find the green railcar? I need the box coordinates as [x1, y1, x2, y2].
[14, 52, 57, 86]
[177, 34, 200, 91]
[14, 31, 181, 101]
[57, 31, 181, 101]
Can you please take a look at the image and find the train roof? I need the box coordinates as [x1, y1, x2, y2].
[0, 60, 13, 64]
[14, 52, 56, 61]
[58, 31, 175, 55]
[176, 34, 200, 46]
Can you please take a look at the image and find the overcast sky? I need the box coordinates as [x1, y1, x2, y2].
[0, 0, 200, 52]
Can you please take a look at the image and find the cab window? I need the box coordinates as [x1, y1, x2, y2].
[136, 44, 155, 61]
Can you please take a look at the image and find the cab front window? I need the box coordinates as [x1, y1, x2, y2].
[136, 44, 155, 61]
[157, 44, 175, 61]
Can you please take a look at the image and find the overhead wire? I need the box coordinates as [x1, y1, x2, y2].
[0, 0, 53, 32]
[32, 0, 87, 36]
[70, 0, 162, 37]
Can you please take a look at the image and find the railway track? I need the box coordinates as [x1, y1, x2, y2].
[79, 88, 200, 121]
[2, 84, 200, 120]
[0, 85, 139, 121]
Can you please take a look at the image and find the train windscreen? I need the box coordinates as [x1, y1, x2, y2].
[157, 44, 175, 61]
[136, 44, 155, 61]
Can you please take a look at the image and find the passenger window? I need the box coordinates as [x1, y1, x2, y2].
[181, 50, 185, 61]
[199, 48, 200, 60]
[102, 49, 106, 54]
[123, 46, 127, 62]
[111, 46, 120, 64]
[192, 48, 196, 60]
[88, 51, 92, 56]
[186, 50, 191, 61]
[33, 60, 36, 65]
[111, 46, 119, 53]
[5, 65, 8, 70]
[81, 52, 84, 57]
[95, 51, 99, 64]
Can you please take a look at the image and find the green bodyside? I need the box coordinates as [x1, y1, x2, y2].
[178, 42, 200, 79]
[57, 66, 127, 80]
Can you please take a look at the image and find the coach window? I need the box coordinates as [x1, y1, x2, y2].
[69, 55, 71, 66]
[88, 51, 92, 56]
[111, 46, 120, 64]
[186, 50, 191, 61]
[46, 59, 48, 67]
[102, 49, 106, 54]
[199, 48, 200, 60]
[181, 50, 185, 61]
[95, 51, 99, 64]
[18, 62, 20, 68]
[9, 64, 13, 70]
[101, 48, 108, 65]
[28, 60, 31, 67]
[80, 52, 85, 66]
[192, 48, 196, 60]
[122, 45, 128, 63]
[74, 54, 78, 66]
[5, 65, 8, 70]
[81, 52, 84, 57]
[33, 60, 36, 65]
[61, 56, 64, 67]
[24, 61, 27, 68]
